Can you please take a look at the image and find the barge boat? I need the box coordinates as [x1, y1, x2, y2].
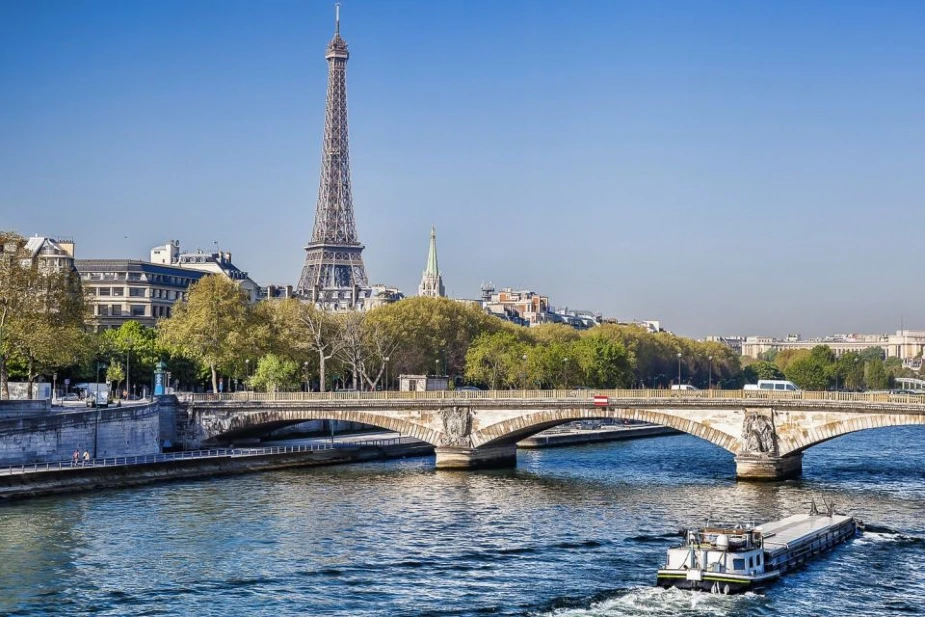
[656, 506, 862, 594]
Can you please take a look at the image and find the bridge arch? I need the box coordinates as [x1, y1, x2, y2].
[779, 414, 925, 456]
[471, 407, 739, 453]
[191, 406, 445, 447]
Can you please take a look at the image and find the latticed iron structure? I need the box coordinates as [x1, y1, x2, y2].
[297, 5, 370, 310]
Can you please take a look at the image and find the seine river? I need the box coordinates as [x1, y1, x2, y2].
[1, 427, 923, 617]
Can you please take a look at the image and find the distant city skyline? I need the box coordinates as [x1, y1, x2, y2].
[2, 1, 924, 338]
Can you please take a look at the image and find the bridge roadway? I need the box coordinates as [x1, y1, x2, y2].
[181, 389, 925, 480]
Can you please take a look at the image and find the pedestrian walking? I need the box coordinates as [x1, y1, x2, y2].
[72, 449, 80, 466]
[83, 451, 90, 466]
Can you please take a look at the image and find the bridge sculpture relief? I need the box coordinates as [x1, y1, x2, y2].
[179, 390, 925, 480]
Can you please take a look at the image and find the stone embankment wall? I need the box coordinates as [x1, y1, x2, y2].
[0, 400, 51, 420]
[0, 403, 161, 466]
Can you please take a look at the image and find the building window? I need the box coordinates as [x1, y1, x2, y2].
[98, 305, 109, 316]
[130, 305, 145, 317]
[98, 287, 111, 296]
[127, 273, 141, 281]
[129, 287, 145, 297]
[111, 305, 122, 316]
[112, 287, 124, 296]
[166, 307, 172, 318]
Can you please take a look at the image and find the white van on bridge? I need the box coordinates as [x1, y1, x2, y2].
[744, 379, 799, 392]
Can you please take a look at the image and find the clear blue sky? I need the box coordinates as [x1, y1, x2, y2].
[2, 0, 924, 338]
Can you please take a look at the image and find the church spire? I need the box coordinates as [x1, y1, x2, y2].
[418, 226, 445, 298]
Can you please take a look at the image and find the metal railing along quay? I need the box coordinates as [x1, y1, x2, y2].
[184, 388, 925, 406]
[0, 436, 419, 477]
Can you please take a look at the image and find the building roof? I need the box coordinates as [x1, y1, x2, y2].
[75, 259, 208, 279]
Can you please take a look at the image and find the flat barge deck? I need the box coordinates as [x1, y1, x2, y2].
[656, 511, 861, 594]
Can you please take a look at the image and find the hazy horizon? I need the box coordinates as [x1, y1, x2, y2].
[3, 1, 923, 339]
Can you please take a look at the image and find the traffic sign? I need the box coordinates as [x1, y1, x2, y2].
[593, 395, 609, 407]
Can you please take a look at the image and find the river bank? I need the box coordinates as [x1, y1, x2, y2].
[0, 425, 681, 502]
[0, 440, 432, 502]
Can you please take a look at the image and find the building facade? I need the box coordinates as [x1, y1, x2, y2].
[150, 240, 260, 302]
[2, 235, 76, 274]
[75, 260, 208, 330]
[739, 331, 925, 362]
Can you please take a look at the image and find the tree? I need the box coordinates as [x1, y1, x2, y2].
[774, 348, 810, 373]
[569, 333, 633, 388]
[250, 354, 300, 393]
[865, 358, 889, 390]
[743, 360, 785, 384]
[365, 297, 503, 380]
[0, 231, 89, 398]
[785, 356, 829, 391]
[157, 275, 251, 393]
[465, 331, 526, 389]
[101, 321, 160, 397]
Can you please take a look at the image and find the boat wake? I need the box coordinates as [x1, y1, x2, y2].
[534, 586, 769, 617]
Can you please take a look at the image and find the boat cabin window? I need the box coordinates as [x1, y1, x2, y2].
[748, 556, 754, 567]
[733, 558, 745, 570]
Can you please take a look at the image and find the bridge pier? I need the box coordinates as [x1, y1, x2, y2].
[434, 445, 517, 470]
[735, 452, 803, 481]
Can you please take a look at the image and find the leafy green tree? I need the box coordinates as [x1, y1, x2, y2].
[835, 353, 864, 391]
[743, 360, 785, 384]
[0, 231, 89, 398]
[859, 347, 886, 362]
[785, 356, 829, 391]
[464, 331, 526, 389]
[157, 275, 251, 393]
[366, 297, 504, 380]
[250, 354, 300, 393]
[106, 363, 125, 394]
[570, 333, 633, 388]
[865, 358, 889, 390]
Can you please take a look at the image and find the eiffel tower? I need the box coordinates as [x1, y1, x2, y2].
[297, 4, 369, 310]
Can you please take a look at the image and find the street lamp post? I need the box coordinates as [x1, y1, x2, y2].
[244, 359, 250, 392]
[125, 348, 130, 401]
[94, 362, 106, 458]
[708, 356, 713, 390]
[52, 372, 57, 403]
[522, 354, 528, 390]
[562, 357, 569, 389]
[383, 356, 390, 391]
[303, 361, 309, 393]
[676, 353, 682, 388]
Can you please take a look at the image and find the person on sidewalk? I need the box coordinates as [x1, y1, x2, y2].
[82, 451, 90, 466]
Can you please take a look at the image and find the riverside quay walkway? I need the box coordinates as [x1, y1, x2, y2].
[181, 389, 925, 479]
[0, 438, 415, 477]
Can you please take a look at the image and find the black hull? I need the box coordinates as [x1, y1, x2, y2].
[656, 574, 771, 595]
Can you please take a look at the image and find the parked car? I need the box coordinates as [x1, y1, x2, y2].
[455, 386, 483, 392]
[58, 393, 79, 402]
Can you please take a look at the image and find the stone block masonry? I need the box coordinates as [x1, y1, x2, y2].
[0, 403, 161, 466]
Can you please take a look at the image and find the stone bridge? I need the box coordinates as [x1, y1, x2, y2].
[179, 390, 925, 480]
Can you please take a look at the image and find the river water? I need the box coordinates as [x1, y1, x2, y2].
[1, 427, 923, 617]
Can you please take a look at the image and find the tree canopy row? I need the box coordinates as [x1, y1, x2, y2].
[1, 229, 919, 397]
